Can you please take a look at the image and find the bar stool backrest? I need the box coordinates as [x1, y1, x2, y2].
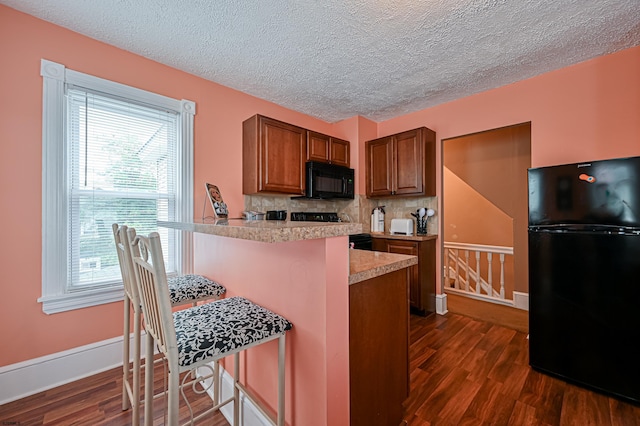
[128, 229, 178, 364]
[112, 224, 140, 306]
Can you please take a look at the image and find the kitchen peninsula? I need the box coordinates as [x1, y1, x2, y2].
[160, 219, 417, 426]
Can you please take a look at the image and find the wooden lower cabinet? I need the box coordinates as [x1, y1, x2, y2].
[350, 268, 409, 426]
[372, 237, 436, 316]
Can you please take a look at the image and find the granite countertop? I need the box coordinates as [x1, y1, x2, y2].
[159, 219, 363, 243]
[370, 232, 438, 242]
[349, 249, 418, 285]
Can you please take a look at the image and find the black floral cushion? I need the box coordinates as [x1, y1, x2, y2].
[167, 274, 226, 305]
[173, 296, 293, 367]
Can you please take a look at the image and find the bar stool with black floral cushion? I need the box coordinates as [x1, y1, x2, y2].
[112, 224, 226, 425]
[128, 228, 292, 426]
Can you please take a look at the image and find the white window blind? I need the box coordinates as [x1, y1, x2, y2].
[66, 87, 178, 291]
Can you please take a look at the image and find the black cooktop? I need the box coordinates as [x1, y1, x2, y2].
[290, 212, 340, 222]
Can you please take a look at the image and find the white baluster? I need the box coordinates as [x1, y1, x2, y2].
[446, 249, 452, 287]
[475, 251, 481, 294]
[464, 250, 470, 292]
[487, 252, 493, 296]
[455, 248, 460, 288]
[499, 253, 505, 299]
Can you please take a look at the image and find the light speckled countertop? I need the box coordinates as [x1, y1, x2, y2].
[159, 219, 363, 243]
[160, 220, 416, 284]
[349, 249, 417, 285]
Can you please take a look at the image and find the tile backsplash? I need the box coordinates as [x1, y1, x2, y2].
[245, 194, 438, 235]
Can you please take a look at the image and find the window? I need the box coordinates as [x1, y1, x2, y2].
[39, 59, 195, 314]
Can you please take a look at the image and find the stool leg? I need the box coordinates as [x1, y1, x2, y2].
[168, 367, 179, 426]
[278, 334, 286, 426]
[144, 332, 154, 426]
[213, 360, 220, 405]
[131, 306, 141, 426]
[234, 353, 240, 425]
[122, 294, 131, 411]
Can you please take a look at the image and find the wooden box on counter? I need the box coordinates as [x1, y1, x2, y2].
[372, 234, 436, 316]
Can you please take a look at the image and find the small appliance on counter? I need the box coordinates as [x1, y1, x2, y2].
[266, 210, 287, 220]
[242, 210, 265, 220]
[390, 218, 413, 235]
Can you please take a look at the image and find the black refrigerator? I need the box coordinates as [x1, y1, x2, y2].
[528, 155, 640, 405]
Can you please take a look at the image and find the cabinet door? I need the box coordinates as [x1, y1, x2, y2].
[372, 239, 421, 311]
[386, 240, 421, 310]
[350, 268, 409, 426]
[261, 117, 306, 194]
[394, 128, 424, 196]
[307, 131, 330, 163]
[366, 136, 394, 197]
[330, 137, 350, 167]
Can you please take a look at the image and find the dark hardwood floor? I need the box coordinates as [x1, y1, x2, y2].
[0, 358, 230, 426]
[403, 312, 640, 426]
[2, 311, 639, 425]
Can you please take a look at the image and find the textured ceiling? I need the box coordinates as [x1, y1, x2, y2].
[3, 0, 639, 123]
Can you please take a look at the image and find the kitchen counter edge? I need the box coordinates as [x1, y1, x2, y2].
[349, 249, 418, 285]
[159, 220, 364, 243]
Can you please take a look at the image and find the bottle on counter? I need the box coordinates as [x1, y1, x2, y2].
[371, 206, 385, 233]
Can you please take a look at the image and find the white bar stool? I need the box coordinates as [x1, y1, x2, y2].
[128, 229, 291, 426]
[113, 224, 226, 425]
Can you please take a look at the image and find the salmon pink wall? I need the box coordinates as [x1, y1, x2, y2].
[331, 115, 378, 194]
[444, 168, 515, 295]
[377, 45, 640, 293]
[443, 168, 513, 247]
[0, 5, 341, 367]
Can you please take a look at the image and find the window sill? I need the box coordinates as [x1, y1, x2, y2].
[38, 287, 124, 314]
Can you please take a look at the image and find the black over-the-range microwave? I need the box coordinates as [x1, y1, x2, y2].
[303, 161, 355, 199]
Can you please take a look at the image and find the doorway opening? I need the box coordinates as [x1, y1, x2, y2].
[442, 122, 531, 318]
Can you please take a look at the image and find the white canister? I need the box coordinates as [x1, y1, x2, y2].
[371, 207, 385, 232]
[371, 209, 379, 232]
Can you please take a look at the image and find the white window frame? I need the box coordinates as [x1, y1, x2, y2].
[39, 59, 195, 314]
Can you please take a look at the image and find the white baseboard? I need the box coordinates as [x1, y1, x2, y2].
[436, 293, 448, 315]
[0, 333, 141, 405]
[513, 291, 529, 311]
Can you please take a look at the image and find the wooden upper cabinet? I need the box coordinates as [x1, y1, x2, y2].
[365, 127, 436, 198]
[307, 131, 350, 167]
[366, 136, 394, 196]
[329, 137, 350, 167]
[243, 115, 306, 195]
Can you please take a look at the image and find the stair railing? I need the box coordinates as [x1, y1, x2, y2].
[443, 241, 514, 305]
